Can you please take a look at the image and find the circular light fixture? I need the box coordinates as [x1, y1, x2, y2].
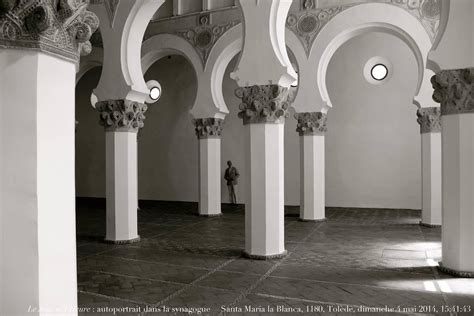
[371, 64, 388, 81]
[149, 86, 161, 101]
[145, 80, 162, 104]
[364, 57, 392, 85]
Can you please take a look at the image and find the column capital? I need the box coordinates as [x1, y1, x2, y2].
[0, 0, 99, 63]
[416, 107, 441, 133]
[431, 68, 474, 116]
[193, 118, 224, 139]
[235, 85, 290, 125]
[295, 112, 327, 136]
[96, 99, 147, 132]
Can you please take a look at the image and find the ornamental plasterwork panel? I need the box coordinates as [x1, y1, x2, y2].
[175, 13, 239, 68]
[286, 0, 440, 57]
[286, 4, 354, 56]
[389, 0, 440, 42]
[0, 0, 99, 63]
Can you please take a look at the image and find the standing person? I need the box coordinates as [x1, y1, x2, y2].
[224, 160, 239, 204]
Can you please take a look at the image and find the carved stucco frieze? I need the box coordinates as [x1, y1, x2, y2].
[389, 0, 440, 42]
[193, 118, 224, 139]
[176, 14, 239, 67]
[286, 0, 440, 56]
[416, 107, 441, 133]
[0, 0, 99, 63]
[295, 112, 327, 135]
[286, 5, 352, 56]
[235, 85, 291, 125]
[431, 68, 474, 116]
[96, 99, 147, 132]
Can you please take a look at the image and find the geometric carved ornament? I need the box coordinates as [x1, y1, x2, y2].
[0, 0, 99, 63]
[235, 85, 291, 125]
[431, 69, 474, 116]
[416, 107, 441, 133]
[176, 13, 239, 67]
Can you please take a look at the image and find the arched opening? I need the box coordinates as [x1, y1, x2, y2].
[325, 31, 420, 209]
[75, 66, 107, 241]
[139, 55, 199, 209]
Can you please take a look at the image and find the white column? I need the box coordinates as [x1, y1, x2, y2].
[198, 138, 222, 216]
[96, 100, 147, 244]
[300, 135, 326, 221]
[432, 69, 474, 277]
[295, 112, 327, 221]
[0, 51, 78, 315]
[231, 0, 296, 259]
[0, 1, 97, 313]
[417, 108, 442, 227]
[421, 133, 442, 226]
[105, 132, 139, 242]
[194, 118, 224, 216]
[245, 123, 285, 258]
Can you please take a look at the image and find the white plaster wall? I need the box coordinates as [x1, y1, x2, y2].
[325, 32, 421, 209]
[76, 32, 421, 209]
[75, 67, 106, 198]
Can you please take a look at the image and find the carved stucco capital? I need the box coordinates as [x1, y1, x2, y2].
[193, 118, 224, 139]
[234, 85, 291, 125]
[431, 68, 474, 116]
[295, 112, 327, 136]
[0, 0, 99, 63]
[416, 107, 441, 133]
[96, 99, 147, 132]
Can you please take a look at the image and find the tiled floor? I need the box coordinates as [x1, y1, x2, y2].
[76, 201, 474, 315]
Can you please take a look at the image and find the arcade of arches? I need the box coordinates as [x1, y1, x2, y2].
[1, 0, 474, 314]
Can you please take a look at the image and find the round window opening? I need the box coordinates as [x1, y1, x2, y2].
[149, 86, 161, 101]
[371, 64, 388, 81]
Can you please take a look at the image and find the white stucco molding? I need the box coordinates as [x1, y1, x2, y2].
[230, 0, 297, 87]
[91, 0, 165, 104]
[191, 22, 303, 120]
[141, 33, 204, 75]
[307, 3, 433, 112]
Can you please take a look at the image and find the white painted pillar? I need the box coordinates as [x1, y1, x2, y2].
[194, 118, 224, 216]
[432, 69, 474, 277]
[105, 132, 139, 242]
[245, 122, 285, 258]
[231, 0, 296, 259]
[416, 108, 442, 227]
[295, 112, 327, 221]
[0, 51, 78, 315]
[0, 1, 97, 313]
[96, 100, 147, 244]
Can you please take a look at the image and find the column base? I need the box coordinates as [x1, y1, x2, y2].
[438, 262, 474, 278]
[104, 236, 141, 245]
[197, 213, 223, 217]
[299, 217, 327, 223]
[419, 221, 441, 228]
[242, 250, 287, 260]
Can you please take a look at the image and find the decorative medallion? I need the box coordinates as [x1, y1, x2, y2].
[416, 107, 441, 133]
[295, 112, 327, 135]
[390, 0, 441, 42]
[235, 85, 291, 125]
[431, 69, 474, 116]
[0, 0, 99, 63]
[193, 118, 224, 139]
[96, 99, 147, 132]
[176, 19, 239, 67]
[286, 6, 351, 56]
